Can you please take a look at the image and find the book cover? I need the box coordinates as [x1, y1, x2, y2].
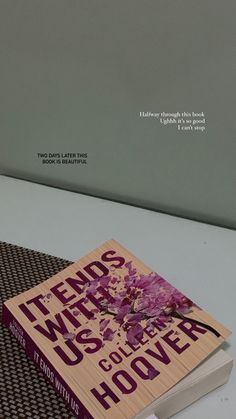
[2, 240, 231, 419]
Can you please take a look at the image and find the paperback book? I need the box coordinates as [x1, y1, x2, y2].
[2, 240, 231, 418]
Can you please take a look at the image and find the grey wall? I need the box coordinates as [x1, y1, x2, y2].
[0, 0, 235, 228]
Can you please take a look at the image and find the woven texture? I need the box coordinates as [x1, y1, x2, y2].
[0, 241, 75, 419]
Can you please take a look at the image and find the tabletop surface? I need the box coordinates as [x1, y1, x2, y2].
[0, 174, 235, 419]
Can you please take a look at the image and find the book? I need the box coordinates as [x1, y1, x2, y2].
[2, 239, 232, 418]
[142, 349, 233, 419]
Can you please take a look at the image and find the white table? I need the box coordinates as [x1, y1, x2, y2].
[0, 175, 235, 418]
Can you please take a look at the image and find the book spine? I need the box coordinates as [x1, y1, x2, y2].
[2, 303, 93, 419]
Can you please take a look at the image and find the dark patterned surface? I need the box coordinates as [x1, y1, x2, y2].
[0, 241, 76, 419]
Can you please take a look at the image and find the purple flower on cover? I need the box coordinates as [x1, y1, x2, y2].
[126, 313, 143, 324]
[148, 367, 159, 380]
[111, 277, 117, 284]
[125, 261, 137, 276]
[99, 319, 110, 332]
[83, 260, 197, 346]
[127, 323, 143, 346]
[100, 299, 108, 311]
[99, 276, 111, 288]
[135, 275, 153, 289]
[116, 305, 130, 323]
[103, 328, 115, 341]
[63, 332, 75, 341]
[123, 275, 133, 288]
[145, 307, 163, 317]
[85, 281, 97, 296]
[91, 308, 99, 314]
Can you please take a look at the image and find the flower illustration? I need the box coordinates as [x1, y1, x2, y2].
[84, 262, 220, 345]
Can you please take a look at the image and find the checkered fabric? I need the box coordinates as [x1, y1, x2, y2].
[0, 241, 75, 419]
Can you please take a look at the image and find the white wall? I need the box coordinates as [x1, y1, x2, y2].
[0, 1, 235, 228]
